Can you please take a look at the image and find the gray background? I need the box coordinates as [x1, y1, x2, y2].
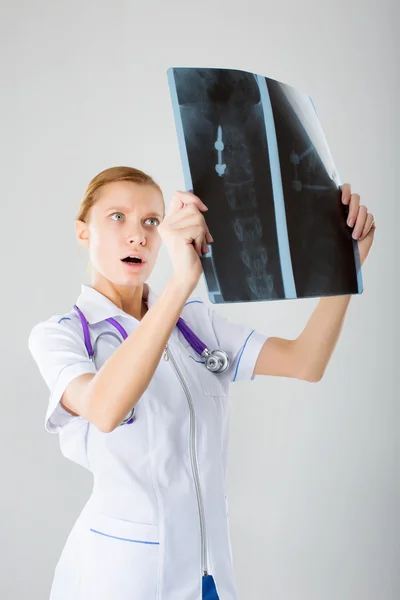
[1, 0, 398, 598]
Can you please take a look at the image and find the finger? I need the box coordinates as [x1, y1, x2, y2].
[182, 221, 205, 253]
[352, 205, 368, 239]
[164, 209, 208, 253]
[347, 193, 360, 228]
[205, 230, 214, 243]
[168, 208, 205, 230]
[198, 228, 210, 256]
[166, 191, 208, 217]
[340, 183, 352, 205]
[183, 202, 208, 217]
[201, 239, 210, 255]
[193, 231, 204, 256]
[358, 213, 375, 241]
[168, 204, 207, 231]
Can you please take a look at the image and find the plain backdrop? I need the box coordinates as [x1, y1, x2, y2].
[1, 1, 398, 598]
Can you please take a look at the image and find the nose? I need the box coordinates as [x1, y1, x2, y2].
[128, 228, 146, 246]
[129, 235, 146, 246]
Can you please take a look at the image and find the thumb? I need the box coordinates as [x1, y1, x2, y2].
[166, 190, 208, 217]
[166, 191, 185, 217]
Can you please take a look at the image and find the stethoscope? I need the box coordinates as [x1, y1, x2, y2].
[72, 304, 230, 425]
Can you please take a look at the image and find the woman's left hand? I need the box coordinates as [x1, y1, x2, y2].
[341, 183, 376, 266]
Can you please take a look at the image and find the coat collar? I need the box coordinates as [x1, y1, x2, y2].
[75, 282, 158, 324]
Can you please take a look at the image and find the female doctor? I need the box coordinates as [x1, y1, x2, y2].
[28, 166, 375, 600]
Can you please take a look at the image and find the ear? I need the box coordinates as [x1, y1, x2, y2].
[75, 219, 90, 248]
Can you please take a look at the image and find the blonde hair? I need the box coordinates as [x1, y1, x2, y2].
[76, 165, 163, 222]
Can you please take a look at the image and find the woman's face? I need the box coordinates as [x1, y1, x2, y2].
[76, 180, 165, 286]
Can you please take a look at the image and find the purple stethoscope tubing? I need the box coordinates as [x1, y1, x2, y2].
[72, 304, 229, 425]
[72, 304, 229, 373]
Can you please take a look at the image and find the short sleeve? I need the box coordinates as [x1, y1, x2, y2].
[28, 317, 97, 433]
[206, 306, 269, 382]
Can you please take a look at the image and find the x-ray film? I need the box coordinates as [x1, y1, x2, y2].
[167, 67, 363, 304]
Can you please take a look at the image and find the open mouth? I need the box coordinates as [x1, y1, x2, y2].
[121, 255, 146, 269]
[121, 256, 143, 264]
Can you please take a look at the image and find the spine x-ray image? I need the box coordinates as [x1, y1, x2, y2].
[167, 67, 363, 304]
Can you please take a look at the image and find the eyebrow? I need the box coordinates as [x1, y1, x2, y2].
[106, 207, 163, 218]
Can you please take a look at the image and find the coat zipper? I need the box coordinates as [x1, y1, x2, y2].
[164, 342, 209, 576]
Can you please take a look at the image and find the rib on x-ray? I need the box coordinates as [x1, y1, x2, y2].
[167, 67, 363, 304]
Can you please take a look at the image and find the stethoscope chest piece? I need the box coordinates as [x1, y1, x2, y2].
[203, 349, 229, 373]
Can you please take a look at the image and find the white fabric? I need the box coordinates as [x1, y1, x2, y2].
[28, 283, 269, 600]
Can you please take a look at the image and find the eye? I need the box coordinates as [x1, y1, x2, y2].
[145, 217, 160, 226]
[110, 212, 124, 221]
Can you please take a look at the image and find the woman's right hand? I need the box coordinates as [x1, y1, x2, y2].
[158, 190, 213, 291]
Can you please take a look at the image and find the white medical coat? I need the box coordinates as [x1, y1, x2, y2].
[28, 283, 269, 600]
